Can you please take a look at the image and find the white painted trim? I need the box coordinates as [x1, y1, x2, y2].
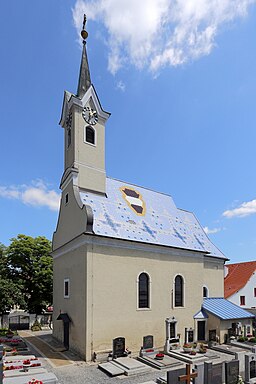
[52, 233, 207, 260]
[172, 274, 185, 309]
[203, 285, 209, 298]
[64, 278, 70, 298]
[84, 125, 97, 147]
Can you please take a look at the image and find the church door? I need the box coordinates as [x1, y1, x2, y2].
[197, 321, 205, 341]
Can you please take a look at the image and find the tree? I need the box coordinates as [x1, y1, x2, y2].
[0, 243, 25, 317]
[6, 235, 53, 314]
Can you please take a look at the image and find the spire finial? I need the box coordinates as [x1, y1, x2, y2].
[77, 13, 91, 98]
[81, 14, 88, 41]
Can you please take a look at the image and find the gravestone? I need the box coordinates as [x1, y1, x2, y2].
[204, 361, 223, 384]
[225, 359, 239, 384]
[209, 330, 217, 341]
[245, 354, 256, 383]
[187, 330, 194, 343]
[212, 363, 223, 384]
[167, 367, 186, 384]
[194, 363, 204, 384]
[113, 337, 125, 358]
[143, 335, 154, 350]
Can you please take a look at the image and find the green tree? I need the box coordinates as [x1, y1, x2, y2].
[7, 235, 53, 314]
[0, 243, 25, 316]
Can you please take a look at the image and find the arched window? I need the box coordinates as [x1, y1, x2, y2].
[85, 126, 95, 145]
[203, 286, 208, 298]
[138, 273, 150, 308]
[174, 275, 184, 307]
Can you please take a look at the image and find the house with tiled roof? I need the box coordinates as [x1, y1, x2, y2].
[52, 18, 254, 361]
[225, 261, 256, 309]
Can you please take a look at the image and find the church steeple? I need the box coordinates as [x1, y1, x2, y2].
[77, 15, 91, 98]
[59, 13, 110, 195]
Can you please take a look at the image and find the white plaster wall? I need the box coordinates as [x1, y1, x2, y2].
[228, 273, 256, 309]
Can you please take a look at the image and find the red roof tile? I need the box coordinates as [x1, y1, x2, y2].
[224, 261, 256, 298]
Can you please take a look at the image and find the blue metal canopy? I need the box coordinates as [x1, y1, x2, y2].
[202, 298, 255, 320]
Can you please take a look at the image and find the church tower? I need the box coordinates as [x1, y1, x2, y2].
[59, 15, 110, 195]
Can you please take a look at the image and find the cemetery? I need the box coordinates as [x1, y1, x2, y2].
[96, 334, 256, 383]
[0, 330, 58, 384]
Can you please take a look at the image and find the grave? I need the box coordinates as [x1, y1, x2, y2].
[99, 356, 152, 376]
[204, 361, 223, 384]
[112, 337, 126, 359]
[98, 361, 125, 377]
[140, 335, 159, 357]
[167, 367, 186, 384]
[210, 343, 247, 356]
[167, 347, 220, 365]
[4, 367, 48, 378]
[138, 352, 183, 370]
[225, 359, 239, 384]
[245, 353, 256, 384]
[4, 355, 36, 362]
[165, 316, 180, 353]
[166, 364, 198, 384]
[4, 372, 58, 384]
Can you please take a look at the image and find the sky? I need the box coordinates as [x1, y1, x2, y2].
[0, 1, 256, 263]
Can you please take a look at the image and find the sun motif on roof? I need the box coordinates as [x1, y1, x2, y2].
[120, 187, 146, 216]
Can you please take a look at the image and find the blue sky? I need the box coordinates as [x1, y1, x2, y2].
[0, 1, 256, 263]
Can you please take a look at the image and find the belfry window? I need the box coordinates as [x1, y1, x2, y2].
[85, 126, 95, 145]
[67, 128, 71, 147]
[174, 275, 184, 307]
[138, 273, 150, 308]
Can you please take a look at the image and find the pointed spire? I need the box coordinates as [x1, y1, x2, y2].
[77, 15, 91, 98]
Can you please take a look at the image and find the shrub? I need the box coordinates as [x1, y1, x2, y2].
[31, 320, 42, 331]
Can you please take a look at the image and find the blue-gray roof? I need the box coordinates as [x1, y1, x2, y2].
[202, 298, 255, 320]
[80, 177, 225, 258]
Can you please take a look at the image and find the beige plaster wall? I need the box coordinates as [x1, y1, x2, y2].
[52, 183, 87, 251]
[53, 244, 87, 358]
[203, 258, 225, 296]
[74, 107, 106, 194]
[85, 240, 224, 359]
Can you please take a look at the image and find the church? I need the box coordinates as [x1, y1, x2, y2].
[52, 16, 254, 361]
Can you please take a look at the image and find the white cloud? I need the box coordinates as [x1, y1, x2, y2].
[116, 80, 126, 92]
[203, 226, 221, 234]
[73, 0, 256, 73]
[223, 199, 256, 218]
[0, 180, 60, 212]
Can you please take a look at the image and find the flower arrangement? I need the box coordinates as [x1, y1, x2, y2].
[28, 380, 43, 384]
[183, 343, 192, 353]
[23, 359, 31, 365]
[155, 353, 164, 360]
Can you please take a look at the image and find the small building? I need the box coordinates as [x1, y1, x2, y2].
[224, 261, 256, 309]
[200, 297, 254, 342]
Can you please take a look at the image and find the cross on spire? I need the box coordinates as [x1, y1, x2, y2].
[178, 364, 198, 383]
[77, 13, 91, 98]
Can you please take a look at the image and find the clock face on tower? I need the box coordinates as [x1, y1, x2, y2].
[82, 106, 98, 125]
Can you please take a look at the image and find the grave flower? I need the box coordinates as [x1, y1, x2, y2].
[28, 380, 43, 384]
[155, 353, 164, 360]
